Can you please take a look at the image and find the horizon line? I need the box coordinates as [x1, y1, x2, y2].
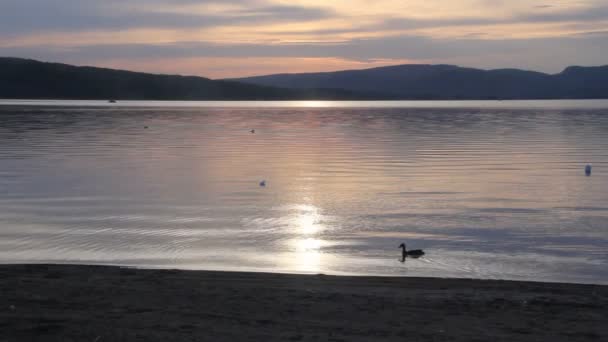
[3, 56, 607, 81]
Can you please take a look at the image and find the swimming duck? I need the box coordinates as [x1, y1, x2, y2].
[399, 243, 424, 259]
[259, 180, 266, 187]
[586, 164, 592, 176]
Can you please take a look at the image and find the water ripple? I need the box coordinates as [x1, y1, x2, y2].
[1, 103, 607, 283]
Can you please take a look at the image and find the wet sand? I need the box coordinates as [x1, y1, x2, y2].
[1, 264, 606, 341]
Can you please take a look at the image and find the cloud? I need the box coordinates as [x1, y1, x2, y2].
[3, 33, 607, 76]
[0, 0, 332, 35]
[521, 4, 608, 23]
[1, 0, 607, 77]
[574, 30, 608, 37]
[233, 3, 608, 41]
[341, 5, 608, 34]
[2, 0, 606, 37]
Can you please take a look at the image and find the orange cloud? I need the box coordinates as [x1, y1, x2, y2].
[87, 57, 423, 79]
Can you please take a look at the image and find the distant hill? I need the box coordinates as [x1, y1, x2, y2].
[231, 64, 608, 100]
[0, 57, 367, 100]
[2, 57, 607, 100]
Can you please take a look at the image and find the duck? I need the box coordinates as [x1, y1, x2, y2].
[586, 164, 592, 176]
[259, 180, 266, 187]
[250, 129, 255, 134]
[399, 243, 424, 260]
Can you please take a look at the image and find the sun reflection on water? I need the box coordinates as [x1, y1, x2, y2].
[290, 237, 324, 273]
[286, 203, 330, 273]
[292, 101, 334, 108]
[294, 209, 323, 235]
[298, 237, 322, 250]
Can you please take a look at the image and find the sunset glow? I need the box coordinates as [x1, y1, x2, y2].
[1, 0, 607, 77]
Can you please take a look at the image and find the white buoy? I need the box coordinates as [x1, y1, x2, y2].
[585, 164, 592, 176]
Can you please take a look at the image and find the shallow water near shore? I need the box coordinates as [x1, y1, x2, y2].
[1, 100, 607, 284]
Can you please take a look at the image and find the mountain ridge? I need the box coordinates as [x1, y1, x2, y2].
[0, 57, 371, 100]
[231, 63, 608, 100]
[2, 57, 607, 100]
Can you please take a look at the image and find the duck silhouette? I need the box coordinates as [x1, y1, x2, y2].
[399, 243, 424, 262]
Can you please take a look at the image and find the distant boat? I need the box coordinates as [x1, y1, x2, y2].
[108, 100, 117, 103]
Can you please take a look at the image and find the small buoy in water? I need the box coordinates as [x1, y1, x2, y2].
[585, 164, 592, 176]
[259, 180, 266, 187]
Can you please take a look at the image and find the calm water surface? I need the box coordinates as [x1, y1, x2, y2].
[1, 100, 607, 284]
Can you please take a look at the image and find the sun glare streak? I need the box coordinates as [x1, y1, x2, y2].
[298, 238, 323, 250]
[295, 101, 335, 108]
[282, 201, 333, 273]
[290, 203, 325, 235]
[289, 237, 324, 272]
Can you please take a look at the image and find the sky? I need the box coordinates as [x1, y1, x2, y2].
[1, 0, 607, 78]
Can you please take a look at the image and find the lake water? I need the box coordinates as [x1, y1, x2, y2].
[1, 100, 607, 284]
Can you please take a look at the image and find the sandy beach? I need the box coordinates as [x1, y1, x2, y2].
[1, 264, 606, 341]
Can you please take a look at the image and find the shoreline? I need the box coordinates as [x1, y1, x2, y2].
[3, 99, 608, 110]
[2, 261, 607, 287]
[2, 264, 606, 341]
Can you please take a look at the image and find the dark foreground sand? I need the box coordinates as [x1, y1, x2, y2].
[1, 265, 606, 341]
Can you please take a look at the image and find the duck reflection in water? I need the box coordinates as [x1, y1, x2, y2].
[399, 243, 425, 262]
